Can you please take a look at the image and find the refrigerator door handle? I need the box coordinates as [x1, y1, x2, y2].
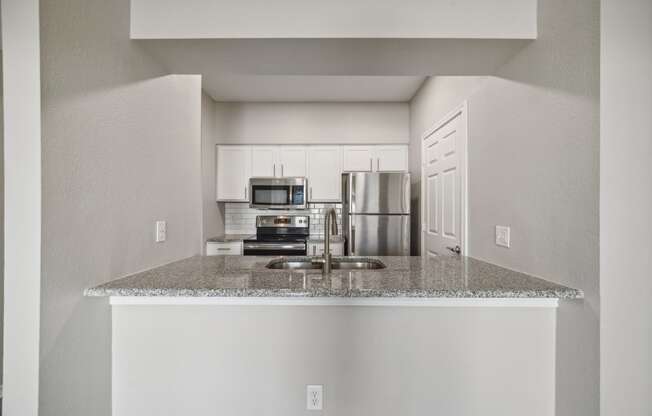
[350, 174, 356, 214]
[351, 221, 356, 255]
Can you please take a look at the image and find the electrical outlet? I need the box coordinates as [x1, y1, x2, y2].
[495, 225, 510, 248]
[155, 221, 167, 243]
[306, 385, 323, 411]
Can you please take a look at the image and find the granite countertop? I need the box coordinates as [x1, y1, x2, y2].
[85, 255, 583, 299]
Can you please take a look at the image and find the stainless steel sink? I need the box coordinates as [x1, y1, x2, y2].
[265, 257, 386, 271]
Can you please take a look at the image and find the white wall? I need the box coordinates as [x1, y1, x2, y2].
[130, 0, 537, 39]
[114, 305, 555, 416]
[1, 0, 41, 414]
[409, 0, 599, 414]
[601, 0, 652, 414]
[214, 102, 409, 144]
[201, 92, 225, 243]
[39, 0, 203, 415]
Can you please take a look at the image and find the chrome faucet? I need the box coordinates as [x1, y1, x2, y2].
[315, 207, 338, 274]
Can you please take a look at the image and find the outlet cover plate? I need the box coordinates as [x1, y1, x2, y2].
[495, 225, 510, 248]
[156, 221, 167, 243]
[306, 385, 323, 411]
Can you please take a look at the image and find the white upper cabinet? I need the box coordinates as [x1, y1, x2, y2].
[251, 146, 277, 177]
[307, 146, 342, 202]
[216, 146, 251, 201]
[250, 146, 307, 177]
[342, 146, 374, 172]
[342, 145, 408, 172]
[217, 144, 407, 202]
[375, 145, 409, 172]
[278, 146, 307, 177]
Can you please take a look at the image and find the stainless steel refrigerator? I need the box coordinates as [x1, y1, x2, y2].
[342, 172, 410, 256]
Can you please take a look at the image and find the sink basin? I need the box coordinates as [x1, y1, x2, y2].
[265, 257, 386, 271]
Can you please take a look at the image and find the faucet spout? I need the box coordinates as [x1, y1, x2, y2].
[322, 207, 338, 274]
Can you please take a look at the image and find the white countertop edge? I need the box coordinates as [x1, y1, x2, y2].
[109, 296, 559, 308]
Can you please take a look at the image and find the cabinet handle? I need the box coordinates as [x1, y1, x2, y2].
[281, 164, 284, 176]
[244, 186, 248, 199]
[369, 158, 373, 171]
[313, 245, 316, 255]
[217, 248, 230, 251]
[273, 163, 276, 177]
[377, 158, 380, 171]
[310, 187, 313, 200]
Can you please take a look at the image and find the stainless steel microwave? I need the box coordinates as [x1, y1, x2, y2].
[249, 177, 308, 209]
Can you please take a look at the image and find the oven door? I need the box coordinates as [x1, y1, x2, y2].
[249, 178, 307, 209]
[243, 242, 307, 256]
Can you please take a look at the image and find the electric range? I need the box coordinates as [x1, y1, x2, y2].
[243, 215, 310, 256]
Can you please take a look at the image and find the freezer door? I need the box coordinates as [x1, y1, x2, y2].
[345, 172, 410, 214]
[348, 214, 410, 256]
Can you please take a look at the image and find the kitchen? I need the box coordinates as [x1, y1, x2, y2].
[6, 0, 634, 415]
[86, 82, 585, 416]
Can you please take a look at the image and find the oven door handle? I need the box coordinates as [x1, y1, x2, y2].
[243, 242, 306, 250]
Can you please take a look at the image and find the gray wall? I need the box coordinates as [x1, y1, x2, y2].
[409, 0, 599, 414]
[601, 0, 652, 414]
[114, 305, 556, 416]
[39, 0, 203, 414]
[201, 92, 225, 243]
[213, 102, 409, 144]
[0, 53, 4, 387]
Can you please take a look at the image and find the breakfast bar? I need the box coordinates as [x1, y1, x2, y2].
[86, 254, 581, 416]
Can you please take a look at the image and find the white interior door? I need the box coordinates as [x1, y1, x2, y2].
[422, 104, 467, 257]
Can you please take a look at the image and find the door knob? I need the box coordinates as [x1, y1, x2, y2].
[446, 245, 461, 254]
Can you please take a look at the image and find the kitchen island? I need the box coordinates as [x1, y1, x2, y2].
[87, 255, 581, 416]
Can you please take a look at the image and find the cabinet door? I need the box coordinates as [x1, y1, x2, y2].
[307, 146, 342, 202]
[342, 146, 374, 172]
[216, 146, 251, 201]
[251, 146, 278, 177]
[375, 145, 408, 172]
[278, 146, 307, 177]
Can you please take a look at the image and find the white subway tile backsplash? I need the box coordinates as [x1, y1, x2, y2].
[225, 202, 342, 234]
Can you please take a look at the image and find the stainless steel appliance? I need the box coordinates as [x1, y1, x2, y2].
[342, 172, 410, 256]
[243, 215, 309, 256]
[249, 177, 307, 209]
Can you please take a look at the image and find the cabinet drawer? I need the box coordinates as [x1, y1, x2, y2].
[206, 241, 243, 256]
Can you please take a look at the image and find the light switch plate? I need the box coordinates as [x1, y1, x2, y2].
[156, 221, 167, 243]
[495, 225, 510, 248]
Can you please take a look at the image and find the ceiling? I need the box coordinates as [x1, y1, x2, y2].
[203, 75, 426, 102]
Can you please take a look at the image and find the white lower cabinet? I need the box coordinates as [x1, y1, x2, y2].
[206, 241, 243, 256]
[308, 240, 344, 256]
[307, 146, 342, 202]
